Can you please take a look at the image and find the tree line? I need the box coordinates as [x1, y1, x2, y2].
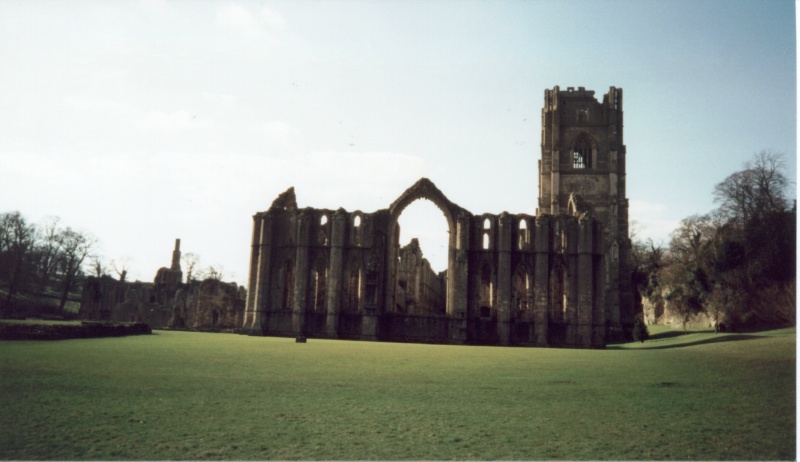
[632, 151, 795, 331]
[0, 214, 95, 311]
[0, 213, 228, 315]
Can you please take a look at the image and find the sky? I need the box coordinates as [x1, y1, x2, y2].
[0, 0, 795, 285]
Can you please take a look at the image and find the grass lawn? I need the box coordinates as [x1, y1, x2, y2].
[0, 327, 794, 460]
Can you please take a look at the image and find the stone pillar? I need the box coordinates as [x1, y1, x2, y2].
[325, 209, 346, 337]
[577, 217, 594, 347]
[496, 213, 512, 345]
[449, 212, 470, 343]
[593, 250, 607, 347]
[243, 216, 261, 332]
[249, 213, 273, 336]
[361, 268, 378, 340]
[292, 211, 310, 335]
[565, 221, 579, 345]
[550, 170, 560, 214]
[533, 216, 550, 346]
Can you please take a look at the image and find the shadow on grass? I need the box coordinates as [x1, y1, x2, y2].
[608, 333, 764, 350]
[648, 329, 713, 341]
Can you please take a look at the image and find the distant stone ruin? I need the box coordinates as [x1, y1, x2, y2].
[79, 240, 245, 331]
[243, 86, 636, 348]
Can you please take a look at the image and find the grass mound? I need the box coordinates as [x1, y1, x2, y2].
[0, 328, 794, 460]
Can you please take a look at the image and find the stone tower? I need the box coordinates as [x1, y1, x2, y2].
[171, 239, 182, 272]
[538, 86, 634, 339]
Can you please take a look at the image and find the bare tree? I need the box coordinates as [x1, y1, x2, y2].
[90, 256, 108, 278]
[57, 228, 96, 311]
[713, 150, 791, 225]
[34, 216, 64, 289]
[1, 212, 37, 300]
[668, 214, 716, 267]
[205, 265, 225, 281]
[181, 252, 200, 283]
[111, 257, 130, 282]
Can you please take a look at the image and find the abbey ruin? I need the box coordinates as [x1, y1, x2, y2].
[80, 240, 246, 331]
[245, 86, 635, 348]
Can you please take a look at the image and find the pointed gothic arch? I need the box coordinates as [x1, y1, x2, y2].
[572, 133, 595, 169]
[513, 263, 532, 316]
[549, 258, 567, 322]
[385, 178, 466, 316]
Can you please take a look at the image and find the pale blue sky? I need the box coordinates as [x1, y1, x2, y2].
[0, 0, 795, 282]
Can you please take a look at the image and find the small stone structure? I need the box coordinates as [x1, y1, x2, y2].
[79, 240, 246, 331]
[243, 86, 636, 347]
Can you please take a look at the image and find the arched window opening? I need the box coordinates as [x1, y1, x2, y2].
[573, 134, 592, 169]
[554, 221, 564, 252]
[353, 214, 362, 246]
[346, 263, 362, 313]
[479, 263, 493, 314]
[518, 219, 528, 250]
[396, 198, 448, 273]
[483, 233, 490, 250]
[550, 263, 566, 322]
[395, 198, 449, 315]
[319, 215, 329, 245]
[313, 262, 327, 312]
[513, 266, 529, 313]
[483, 218, 491, 230]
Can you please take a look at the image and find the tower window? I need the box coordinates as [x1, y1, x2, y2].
[572, 135, 592, 169]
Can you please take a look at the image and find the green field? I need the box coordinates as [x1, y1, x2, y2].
[0, 327, 794, 460]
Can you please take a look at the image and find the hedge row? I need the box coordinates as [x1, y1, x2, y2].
[0, 322, 151, 340]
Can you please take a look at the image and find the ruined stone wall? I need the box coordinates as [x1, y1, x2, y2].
[242, 85, 636, 348]
[642, 293, 714, 328]
[245, 180, 607, 347]
[79, 276, 245, 331]
[395, 238, 445, 316]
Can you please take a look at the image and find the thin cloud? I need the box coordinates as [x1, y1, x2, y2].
[63, 96, 132, 115]
[215, 3, 286, 36]
[254, 121, 302, 151]
[138, 0, 173, 16]
[138, 110, 217, 132]
[202, 92, 238, 107]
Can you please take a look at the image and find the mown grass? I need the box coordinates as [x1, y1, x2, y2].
[0, 327, 794, 460]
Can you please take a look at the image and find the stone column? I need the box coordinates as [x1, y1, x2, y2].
[249, 213, 273, 336]
[449, 212, 470, 343]
[496, 213, 512, 345]
[550, 170, 560, 214]
[325, 209, 346, 337]
[292, 211, 310, 335]
[360, 259, 378, 340]
[593, 251, 607, 347]
[577, 217, 594, 347]
[565, 221, 579, 345]
[243, 215, 261, 332]
[533, 216, 550, 346]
